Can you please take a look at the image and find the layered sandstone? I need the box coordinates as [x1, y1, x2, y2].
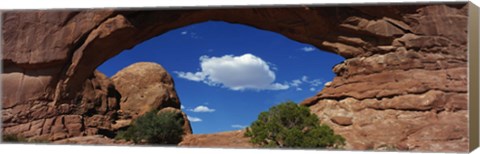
[300, 4, 469, 152]
[2, 70, 121, 140]
[2, 62, 192, 141]
[1, 3, 470, 152]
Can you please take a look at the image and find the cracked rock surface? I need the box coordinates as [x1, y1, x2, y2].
[2, 3, 470, 152]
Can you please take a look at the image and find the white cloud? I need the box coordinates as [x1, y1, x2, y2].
[267, 62, 278, 71]
[187, 116, 202, 122]
[290, 79, 302, 87]
[285, 75, 323, 91]
[231, 124, 248, 129]
[180, 30, 201, 39]
[301, 46, 316, 52]
[175, 53, 289, 91]
[298, 75, 323, 87]
[309, 79, 323, 87]
[175, 71, 205, 81]
[190, 105, 215, 113]
[181, 105, 185, 109]
[301, 75, 309, 82]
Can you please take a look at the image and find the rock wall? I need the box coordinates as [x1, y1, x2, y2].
[299, 5, 469, 152]
[1, 3, 470, 152]
[2, 62, 192, 141]
[3, 70, 121, 140]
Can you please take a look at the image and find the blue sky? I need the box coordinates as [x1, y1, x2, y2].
[97, 21, 344, 134]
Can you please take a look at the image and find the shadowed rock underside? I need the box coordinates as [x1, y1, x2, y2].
[1, 3, 470, 152]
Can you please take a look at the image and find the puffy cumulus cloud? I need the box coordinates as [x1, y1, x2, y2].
[187, 116, 202, 122]
[231, 124, 248, 129]
[181, 105, 185, 109]
[175, 53, 289, 91]
[190, 105, 215, 113]
[301, 46, 316, 52]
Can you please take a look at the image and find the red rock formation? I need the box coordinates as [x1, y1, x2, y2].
[2, 70, 121, 140]
[111, 62, 181, 119]
[110, 62, 192, 135]
[300, 5, 469, 152]
[1, 3, 471, 152]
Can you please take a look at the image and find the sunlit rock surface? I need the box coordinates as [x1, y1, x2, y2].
[2, 3, 469, 152]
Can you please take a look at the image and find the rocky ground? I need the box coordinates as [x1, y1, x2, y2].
[53, 135, 132, 145]
[50, 130, 254, 148]
[179, 130, 254, 148]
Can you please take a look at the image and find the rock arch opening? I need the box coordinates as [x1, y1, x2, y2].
[2, 3, 470, 151]
[97, 21, 345, 134]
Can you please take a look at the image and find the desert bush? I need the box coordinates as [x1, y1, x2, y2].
[245, 101, 345, 148]
[116, 110, 184, 144]
[2, 134, 50, 143]
[2, 134, 28, 143]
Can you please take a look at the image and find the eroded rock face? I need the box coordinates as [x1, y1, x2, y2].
[110, 62, 192, 134]
[2, 63, 192, 140]
[111, 62, 181, 119]
[301, 4, 469, 152]
[2, 71, 121, 140]
[1, 3, 470, 152]
[77, 71, 121, 136]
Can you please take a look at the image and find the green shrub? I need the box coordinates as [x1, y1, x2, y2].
[245, 101, 345, 149]
[116, 110, 185, 144]
[2, 134, 28, 143]
[2, 134, 49, 143]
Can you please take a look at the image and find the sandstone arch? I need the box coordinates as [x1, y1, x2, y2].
[2, 3, 470, 152]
